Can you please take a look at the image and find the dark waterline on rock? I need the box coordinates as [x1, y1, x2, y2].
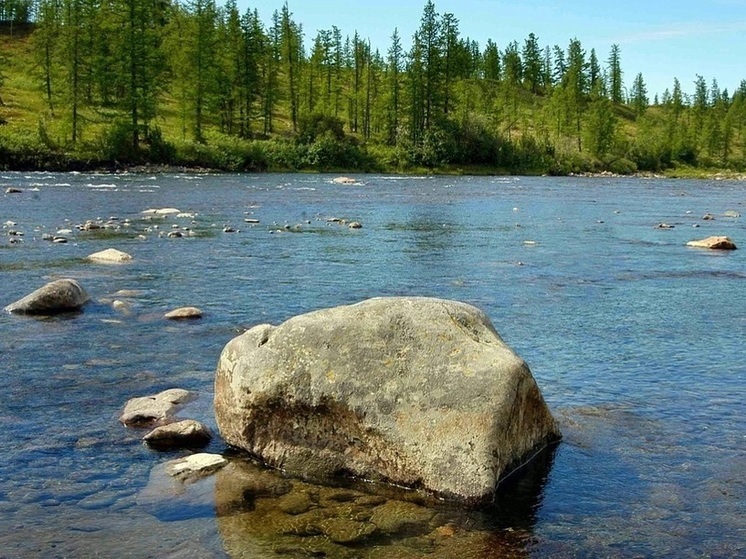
[0, 173, 744, 558]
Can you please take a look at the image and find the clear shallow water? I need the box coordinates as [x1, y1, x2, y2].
[1, 172, 744, 558]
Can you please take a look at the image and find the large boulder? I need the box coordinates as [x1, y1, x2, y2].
[215, 297, 560, 505]
[4, 278, 89, 315]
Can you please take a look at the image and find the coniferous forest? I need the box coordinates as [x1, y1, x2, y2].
[1, 0, 745, 174]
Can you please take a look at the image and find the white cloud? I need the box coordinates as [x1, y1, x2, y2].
[614, 21, 746, 44]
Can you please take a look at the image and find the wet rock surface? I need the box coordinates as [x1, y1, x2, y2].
[143, 419, 212, 450]
[119, 388, 193, 427]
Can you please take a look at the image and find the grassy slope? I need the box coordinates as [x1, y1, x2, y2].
[1, 28, 743, 177]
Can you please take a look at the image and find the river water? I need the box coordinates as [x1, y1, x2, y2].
[0, 173, 744, 558]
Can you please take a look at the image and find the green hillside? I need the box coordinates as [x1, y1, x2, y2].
[1, 1, 745, 175]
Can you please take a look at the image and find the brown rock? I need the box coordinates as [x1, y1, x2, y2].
[686, 236, 738, 250]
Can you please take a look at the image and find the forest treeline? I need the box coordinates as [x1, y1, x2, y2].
[1, 0, 746, 173]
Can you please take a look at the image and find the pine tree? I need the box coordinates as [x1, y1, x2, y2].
[588, 48, 600, 91]
[585, 82, 616, 157]
[32, 0, 61, 112]
[386, 27, 402, 145]
[280, 2, 301, 132]
[238, 8, 263, 137]
[630, 72, 648, 116]
[418, 0, 442, 132]
[109, 0, 167, 151]
[522, 32, 542, 94]
[564, 38, 587, 151]
[59, 0, 84, 143]
[482, 39, 500, 81]
[606, 44, 623, 103]
[551, 45, 565, 84]
[441, 12, 459, 115]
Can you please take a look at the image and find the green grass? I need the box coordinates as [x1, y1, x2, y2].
[2, 27, 744, 176]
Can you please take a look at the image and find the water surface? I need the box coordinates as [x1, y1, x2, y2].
[1, 173, 744, 557]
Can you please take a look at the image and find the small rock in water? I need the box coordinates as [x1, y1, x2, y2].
[119, 388, 193, 427]
[167, 231, 183, 238]
[332, 176, 357, 184]
[166, 453, 228, 480]
[81, 220, 101, 231]
[723, 210, 741, 218]
[143, 419, 212, 450]
[686, 236, 738, 250]
[348, 221, 363, 229]
[87, 248, 133, 263]
[223, 227, 236, 233]
[656, 223, 674, 229]
[164, 306, 203, 320]
[702, 213, 715, 220]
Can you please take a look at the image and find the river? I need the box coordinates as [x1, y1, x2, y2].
[1, 172, 744, 558]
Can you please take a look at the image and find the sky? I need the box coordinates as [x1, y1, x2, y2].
[235, 0, 746, 101]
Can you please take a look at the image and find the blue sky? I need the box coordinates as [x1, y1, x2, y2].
[236, 0, 746, 100]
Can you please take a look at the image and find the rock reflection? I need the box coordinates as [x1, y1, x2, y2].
[215, 445, 556, 559]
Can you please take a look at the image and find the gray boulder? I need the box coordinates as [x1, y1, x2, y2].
[4, 278, 89, 315]
[215, 297, 560, 505]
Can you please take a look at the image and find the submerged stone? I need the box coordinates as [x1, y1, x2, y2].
[164, 306, 203, 319]
[4, 278, 89, 315]
[215, 296, 560, 505]
[165, 453, 227, 480]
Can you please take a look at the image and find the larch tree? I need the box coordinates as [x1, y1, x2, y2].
[280, 2, 301, 132]
[606, 44, 623, 103]
[522, 32, 542, 94]
[386, 27, 403, 145]
[630, 72, 648, 116]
